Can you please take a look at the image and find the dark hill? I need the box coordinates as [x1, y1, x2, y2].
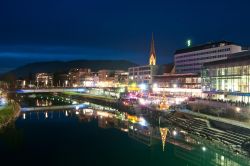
[1, 60, 137, 78]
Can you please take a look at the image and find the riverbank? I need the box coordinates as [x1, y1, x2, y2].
[187, 100, 250, 122]
[62, 92, 135, 114]
[0, 101, 20, 128]
[63, 92, 117, 103]
[61, 92, 250, 132]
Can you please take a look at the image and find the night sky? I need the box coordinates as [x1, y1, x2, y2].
[0, 0, 250, 73]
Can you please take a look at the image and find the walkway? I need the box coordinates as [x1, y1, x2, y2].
[178, 109, 250, 130]
[193, 99, 250, 112]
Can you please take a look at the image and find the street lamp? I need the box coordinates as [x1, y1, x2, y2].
[202, 146, 206, 152]
[236, 107, 241, 113]
[172, 130, 177, 136]
[173, 84, 177, 88]
[65, 80, 68, 87]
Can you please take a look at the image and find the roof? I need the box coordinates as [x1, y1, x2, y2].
[204, 51, 250, 67]
[174, 41, 235, 54]
[153, 73, 199, 78]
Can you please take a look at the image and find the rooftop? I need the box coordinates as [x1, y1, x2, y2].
[153, 73, 199, 78]
[204, 51, 250, 67]
[175, 41, 235, 54]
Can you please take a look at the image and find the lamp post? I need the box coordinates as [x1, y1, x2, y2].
[236, 107, 241, 112]
[236, 107, 241, 120]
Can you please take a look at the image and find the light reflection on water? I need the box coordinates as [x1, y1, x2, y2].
[0, 102, 250, 166]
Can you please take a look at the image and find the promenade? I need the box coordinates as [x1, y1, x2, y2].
[178, 108, 250, 130]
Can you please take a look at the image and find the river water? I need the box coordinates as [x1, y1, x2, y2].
[0, 97, 249, 166]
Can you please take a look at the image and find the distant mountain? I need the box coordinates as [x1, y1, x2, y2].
[1, 60, 137, 78]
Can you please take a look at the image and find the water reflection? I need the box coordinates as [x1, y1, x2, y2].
[1, 102, 250, 166]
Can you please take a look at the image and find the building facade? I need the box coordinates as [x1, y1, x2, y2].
[202, 51, 250, 103]
[153, 73, 202, 97]
[174, 41, 242, 74]
[35, 73, 53, 87]
[68, 68, 91, 87]
[129, 65, 158, 84]
[98, 70, 111, 82]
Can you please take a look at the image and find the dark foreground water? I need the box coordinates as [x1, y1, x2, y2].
[0, 107, 249, 166]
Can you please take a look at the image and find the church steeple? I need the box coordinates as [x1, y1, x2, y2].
[149, 33, 156, 65]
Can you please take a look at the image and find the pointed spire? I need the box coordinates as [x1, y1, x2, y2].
[149, 32, 156, 65]
[150, 32, 156, 56]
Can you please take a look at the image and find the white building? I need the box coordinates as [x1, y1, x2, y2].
[128, 65, 158, 84]
[174, 41, 242, 74]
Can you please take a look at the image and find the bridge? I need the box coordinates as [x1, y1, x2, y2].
[15, 88, 87, 94]
[21, 104, 87, 112]
[12, 87, 124, 94]
[20, 102, 118, 112]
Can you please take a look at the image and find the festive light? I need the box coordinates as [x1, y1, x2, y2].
[160, 127, 169, 152]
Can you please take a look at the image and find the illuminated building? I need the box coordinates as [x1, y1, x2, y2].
[68, 68, 92, 87]
[153, 73, 202, 97]
[98, 70, 111, 81]
[16, 79, 27, 88]
[35, 73, 53, 87]
[202, 51, 250, 102]
[175, 41, 242, 74]
[129, 65, 158, 84]
[114, 70, 129, 84]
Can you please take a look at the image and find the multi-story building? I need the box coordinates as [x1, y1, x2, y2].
[175, 41, 242, 74]
[202, 51, 250, 103]
[129, 34, 158, 84]
[35, 73, 53, 87]
[129, 65, 158, 84]
[153, 73, 202, 97]
[98, 70, 111, 82]
[16, 79, 26, 88]
[114, 70, 129, 84]
[68, 68, 91, 87]
[56, 73, 69, 87]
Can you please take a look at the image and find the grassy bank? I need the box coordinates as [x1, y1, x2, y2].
[63, 92, 117, 103]
[62, 92, 136, 114]
[0, 102, 20, 127]
[187, 102, 249, 122]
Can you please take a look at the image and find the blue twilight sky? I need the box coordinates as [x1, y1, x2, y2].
[0, 0, 250, 73]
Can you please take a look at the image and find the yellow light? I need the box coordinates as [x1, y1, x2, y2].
[131, 83, 137, 88]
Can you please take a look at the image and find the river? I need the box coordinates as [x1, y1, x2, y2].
[0, 95, 249, 166]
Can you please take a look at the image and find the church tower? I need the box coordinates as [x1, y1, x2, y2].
[149, 33, 156, 65]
